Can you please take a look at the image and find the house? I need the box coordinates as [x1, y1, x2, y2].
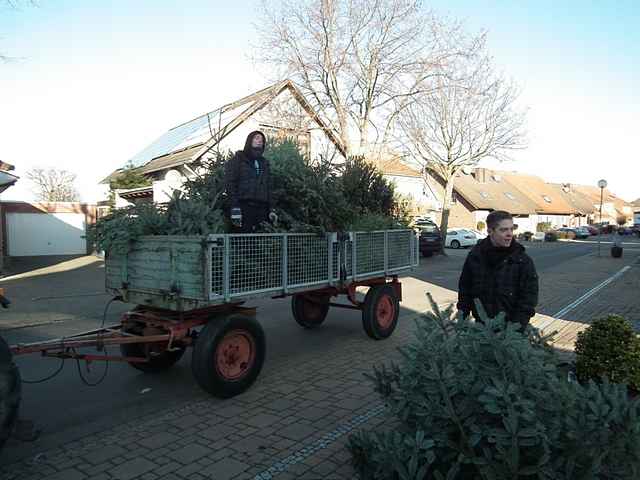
[1, 202, 97, 259]
[0, 160, 19, 271]
[0, 159, 96, 262]
[571, 185, 633, 225]
[102, 80, 346, 206]
[421, 167, 608, 232]
[424, 168, 542, 232]
[496, 171, 588, 229]
[547, 183, 596, 224]
[363, 147, 439, 217]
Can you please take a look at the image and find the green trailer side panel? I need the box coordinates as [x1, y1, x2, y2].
[106, 236, 207, 307]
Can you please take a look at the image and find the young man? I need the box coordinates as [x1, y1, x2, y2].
[457, 210, 539, 330]
[224, 131, 277, 233]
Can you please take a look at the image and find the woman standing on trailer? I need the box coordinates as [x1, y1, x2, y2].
[224, 131, 277, 233]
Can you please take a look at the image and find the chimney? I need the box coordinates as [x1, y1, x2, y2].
[474, 168, 487, 183]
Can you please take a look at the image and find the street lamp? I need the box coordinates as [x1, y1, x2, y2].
[597, 179, 607, 257]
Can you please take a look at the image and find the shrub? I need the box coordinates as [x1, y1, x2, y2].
[341, 156, 396, 217]
[575, 315, 640, 391]
[348, 297, 640, 479]
[544, 231, 558, 242]
[536, 222, 551, 232]
[348, 213, 404, 231]
[476, 221, 486, 232]
[266, 139, 352, 232]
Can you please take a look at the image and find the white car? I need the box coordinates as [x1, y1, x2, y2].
[445, 229, 479, 249]
[468, 229, 487, 240]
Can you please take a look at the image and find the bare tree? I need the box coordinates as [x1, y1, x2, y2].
[1, 0, 38, 62]
[398, 43, 526, 251]
[26, 167, 80, 202]
[254, 0, 479, 156]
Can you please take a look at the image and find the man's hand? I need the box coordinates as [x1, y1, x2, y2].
[269, 211, 278, 224]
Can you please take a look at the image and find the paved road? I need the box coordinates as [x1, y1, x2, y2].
[417, 239, 595, 293]
[0, 237, 635, 464]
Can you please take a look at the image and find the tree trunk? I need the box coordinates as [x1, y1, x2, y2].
[439, 176, 456, 255]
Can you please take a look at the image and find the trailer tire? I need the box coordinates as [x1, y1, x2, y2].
[292, 294, 330, 329]
[120, 324, 185, 373]
[362, 285, 399, 340]
[0, 335, 20, 451]
[191, 314, 265, 398]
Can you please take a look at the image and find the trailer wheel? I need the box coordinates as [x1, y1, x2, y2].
[191, 314, 265, 398]
[0, 335, 21, 451]
[120, 324, 185, 373]
[362, 285, 399, 340]
[292, 294, 330, 329]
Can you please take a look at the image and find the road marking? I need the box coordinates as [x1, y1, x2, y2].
[553, 265, 632, 319]
[253, 403, 386, 479]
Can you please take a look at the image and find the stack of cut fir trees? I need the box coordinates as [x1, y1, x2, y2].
[90, 140, 411, 254]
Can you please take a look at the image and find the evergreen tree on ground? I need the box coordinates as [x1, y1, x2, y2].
[349, 296, 640, 479]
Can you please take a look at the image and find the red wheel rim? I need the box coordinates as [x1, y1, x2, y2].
[302, 296, 326, 322]
[376, 294, 395, 329]
[215, 330, 256, 381]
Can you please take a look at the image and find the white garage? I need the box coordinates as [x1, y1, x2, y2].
[5, 210, 88, 256]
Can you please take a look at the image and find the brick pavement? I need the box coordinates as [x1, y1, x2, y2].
[1, 302, 421, 480]
[2, 249, 639, 479]
[537, 249, 640, 317]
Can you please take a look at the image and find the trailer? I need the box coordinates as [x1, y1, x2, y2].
[1, 230, 418, 447]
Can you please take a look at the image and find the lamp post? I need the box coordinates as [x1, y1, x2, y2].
[597, 179, 607, 257]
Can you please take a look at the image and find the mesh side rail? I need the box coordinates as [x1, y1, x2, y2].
[287, 234, 330, 288]
[209, 233, 333, 300]
[355, 231, 385, 277]
[208, 230, 416, 300]
[229, 235, 283, 296]
[387, 230, 413, 271]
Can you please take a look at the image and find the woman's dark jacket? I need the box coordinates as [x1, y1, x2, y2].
[224, 131, 271, 209]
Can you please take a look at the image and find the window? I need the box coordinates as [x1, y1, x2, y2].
[542, 195, 552, 203]
[504, 192, 516, 200]
[480, 191, 490, 199]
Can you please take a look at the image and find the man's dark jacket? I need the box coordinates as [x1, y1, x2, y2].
[457, 237, 538, 328]
[224, 131, 271, 210]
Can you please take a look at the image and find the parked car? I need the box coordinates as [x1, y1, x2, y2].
[556, 227, 585, 240]
[412, 216, 435, 227]
[573, 227, 591, 239]
[468, 229, 487, 240]
[445, 229, 478, 249]
[585, 225, 599, 235]
[532, 232, 546, 242]
[417, 221, 442, 257]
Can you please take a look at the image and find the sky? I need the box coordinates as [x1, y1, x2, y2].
[0, 0, 638, 202]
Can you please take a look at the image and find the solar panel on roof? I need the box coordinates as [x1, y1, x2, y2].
[127, 114, 215, 168]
